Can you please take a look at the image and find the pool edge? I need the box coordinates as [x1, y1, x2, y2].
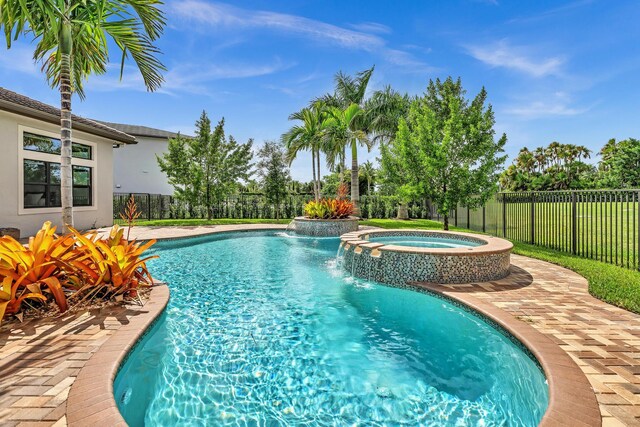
[413, 282, 602, 427]
[66, 284, 170, 427]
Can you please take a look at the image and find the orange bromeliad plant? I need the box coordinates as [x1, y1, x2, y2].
[69, 225, 157, 298]
[0, 222, 79, 321]
[0, 222, 158, 325]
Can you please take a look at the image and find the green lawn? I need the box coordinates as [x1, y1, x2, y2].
[454, 200, 640, 269]
[366, 218, 640, 315]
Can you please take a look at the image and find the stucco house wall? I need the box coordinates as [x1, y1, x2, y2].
[112, 135, 173, 195]
[0, 109, 118, 237]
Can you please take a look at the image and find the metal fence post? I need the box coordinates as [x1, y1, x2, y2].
[502, 193, 507, 237]
[571, 191, 577, 255]
[454, 207, 458, 227]
[146, 193, 151, 220]
[530, 192, 535, 244]
[482, 205, 486, 233]
[467, 207, 470, 230]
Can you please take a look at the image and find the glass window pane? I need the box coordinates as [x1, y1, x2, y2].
[73, 187, 91, 206]
[72, 143, 92, 159]
[23, 160, 47, 183]
[48, 185, 61, 207]
[23, 132, 61, 155]
[72, 166, 91, 186]
[49, 163, 61, 184]
[24, 184, 46, 207]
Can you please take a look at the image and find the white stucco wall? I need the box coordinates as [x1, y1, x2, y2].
[0, 109, 115, 237]
[112, 136, 173, 195]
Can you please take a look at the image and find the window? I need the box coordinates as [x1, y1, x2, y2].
[23, 160, 92, 208]
[23, 132, 92, 159]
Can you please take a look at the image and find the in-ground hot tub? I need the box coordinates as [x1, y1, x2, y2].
[339, 229, 512, 285]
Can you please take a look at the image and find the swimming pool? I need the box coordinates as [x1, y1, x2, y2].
[368, 235, 483, 248]
[114, 231, 548, 426]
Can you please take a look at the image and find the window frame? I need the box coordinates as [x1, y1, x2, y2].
[18, 125, 98, 215]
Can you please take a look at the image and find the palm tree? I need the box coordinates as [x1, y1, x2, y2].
[281, 103, 327, 202]
[323, 104, 370, 205]
[1, 0, 165, 232]
[364, 86, 411, 145]
[359, 161, 376, 196]
[326, 67, 375, 215]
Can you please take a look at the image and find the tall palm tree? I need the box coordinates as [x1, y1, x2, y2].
[281, 103, 327, 201]
[359, 160, 376, 196]
[323, 104, 370, 204]
[326, 67, 374, 215]
[364, 86, 411, 145]
[0, 0, 166, 232]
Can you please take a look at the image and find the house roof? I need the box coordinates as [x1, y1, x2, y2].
[98, 122, 181, 139]
[0, 87, 136, 144]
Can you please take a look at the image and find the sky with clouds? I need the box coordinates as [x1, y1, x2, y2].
[1, 0, 639, 181]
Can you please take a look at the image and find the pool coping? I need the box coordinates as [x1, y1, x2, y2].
[66, 225, 599, 426]
[341, 228, 513, 256]
[414, 282, 601, 427]
[65, 284, 170, 426]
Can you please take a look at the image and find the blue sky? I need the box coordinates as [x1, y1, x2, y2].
[1, 0, 639, 181]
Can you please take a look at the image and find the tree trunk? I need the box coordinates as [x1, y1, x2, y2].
[60, 22, 74, 233]
[316, 147, 321, 200]
[396, 203, 409, 220]
[351, 140, 359, 216]
[443, 215, 449, 230]
[311, 149, 318, 202]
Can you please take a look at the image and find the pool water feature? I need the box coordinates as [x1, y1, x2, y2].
[368, 235, 483, 249]
[115, 231, 547, 426]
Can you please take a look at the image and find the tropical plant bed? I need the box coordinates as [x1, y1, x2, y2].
[0, 221, 157, 327]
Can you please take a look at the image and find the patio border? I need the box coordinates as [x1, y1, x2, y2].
[65, 284, 169, 426]
[417, 282, 601, 427]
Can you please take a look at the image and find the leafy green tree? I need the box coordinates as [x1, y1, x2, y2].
[382, 77, 507, 229]
[256, 141, 291, 218]
[158, 112, 253, 219]
[500, 142, 595, 190]
[598, 138, 640, 188]
[0, 0, 165, 231]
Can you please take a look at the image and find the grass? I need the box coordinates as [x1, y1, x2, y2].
[365, 218, 640, 315]
[124, 216, 640, 314]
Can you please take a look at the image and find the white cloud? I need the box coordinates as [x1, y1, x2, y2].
[465, 39, 564, 77]
[168, 0, 431, 72]
[349, 22, 392, 34]
[504, 92, 590, 118]
[87, 59, 294, 96]
[170, 0, 384, 50]
[0, 45, 40, 75]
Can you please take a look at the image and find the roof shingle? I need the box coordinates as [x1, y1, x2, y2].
[0, 87, 136, 144]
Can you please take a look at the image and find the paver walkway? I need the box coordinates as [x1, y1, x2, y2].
[1, 225, 639, 425]
[0, 303, 152, 426]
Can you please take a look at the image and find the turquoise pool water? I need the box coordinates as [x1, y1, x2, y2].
[368, 235, 483, 249]
[114, 232, 548, 426]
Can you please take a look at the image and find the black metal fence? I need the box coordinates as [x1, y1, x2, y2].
[113, 193, 316, 222]
[114, 192, 433, 224]
[437, 190, 640, 270]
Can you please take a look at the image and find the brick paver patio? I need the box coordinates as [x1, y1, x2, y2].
[0, 225, 639, 425]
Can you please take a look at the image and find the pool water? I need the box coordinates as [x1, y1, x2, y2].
[368, 235, 483, 249]
[115, 232, 548, 426]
